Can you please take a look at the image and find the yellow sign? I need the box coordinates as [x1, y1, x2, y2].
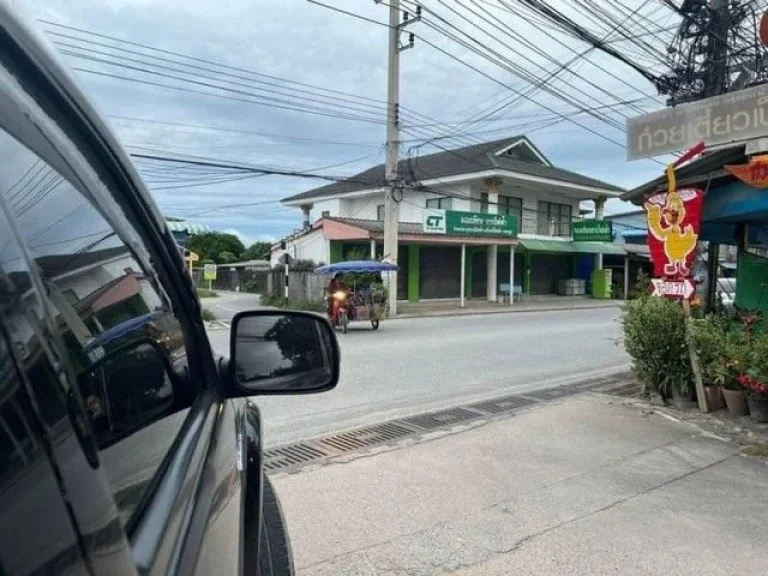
[188, 251, 200, 262]
[203, 263, 217, 280]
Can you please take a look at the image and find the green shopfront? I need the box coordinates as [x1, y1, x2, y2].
[325, 211, 623, 304]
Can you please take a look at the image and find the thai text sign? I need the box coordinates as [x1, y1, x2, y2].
[651, 278, 695, 300]
[423, 210, 517, 237]
[203, 263, 217, 280]
[645, 187, 704, 282]
[724, 155, 768, 188]
[572, 220, 612, 242]
[627, 83, 768, 160]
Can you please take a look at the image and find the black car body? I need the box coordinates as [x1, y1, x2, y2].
[0, 4, 339, 575]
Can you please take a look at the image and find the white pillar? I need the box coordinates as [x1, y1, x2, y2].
[487, 245, 498, 301]
[510, 246, 515, 307]
[594, 197, 606, 270]
[623, 255, 630, 300]
[460, 244, 466, 308]
[370, 239, 376, 259]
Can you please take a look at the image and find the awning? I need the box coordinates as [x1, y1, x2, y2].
[518, 238, 625, 255]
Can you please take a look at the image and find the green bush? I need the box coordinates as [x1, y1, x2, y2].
[691, 315, 729, 386]
[201, 308, 216, 322]
[622, 297, 693, 396]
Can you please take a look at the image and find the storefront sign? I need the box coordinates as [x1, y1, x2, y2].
[651, 278, 696, 300]
[627, 83, 768, 160]
[423, 210, 517, 237]
[203, 263, 217, 280]
[645, 187, 704, 281]
[572, 220, 613, 242]
[724, 155, 768, 188]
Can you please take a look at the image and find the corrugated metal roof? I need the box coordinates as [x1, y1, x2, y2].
[283, 136, 623, 204]
[166, 220, 211, 234]
[518, 238, 624, 255]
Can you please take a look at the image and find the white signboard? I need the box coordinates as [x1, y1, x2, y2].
[422, 209, 446, 234]
[651, 278, 695, 300]
[203, 263, 217, 281]
[627, 83, 768, 160]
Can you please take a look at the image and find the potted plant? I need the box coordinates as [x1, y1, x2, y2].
[738, 374, 768, 422]
[692, 316, 726, 411]
[714, 330, 750, 416]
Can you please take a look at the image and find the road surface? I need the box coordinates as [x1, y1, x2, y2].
[208, 306, 628, 446]
[199, 291, 260, 322]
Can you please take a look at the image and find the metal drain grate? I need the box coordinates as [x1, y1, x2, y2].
[263, 443, 329, 471]
[525, 386, 580, 401]
[403, 407, 482, 430]
[320, 422, 416, 453]
[468, 395, 537, 415]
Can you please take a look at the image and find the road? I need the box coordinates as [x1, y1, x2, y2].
[207, 306, 628, 446]
[199, 291, 260, 322]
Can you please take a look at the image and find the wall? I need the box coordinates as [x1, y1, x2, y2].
[270, 228, 328, 268]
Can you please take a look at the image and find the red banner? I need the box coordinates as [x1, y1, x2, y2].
[644, 187, 704, 281]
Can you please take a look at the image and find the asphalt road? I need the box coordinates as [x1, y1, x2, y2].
[199, 291, 261, 322]
[208, 306, 628, 446]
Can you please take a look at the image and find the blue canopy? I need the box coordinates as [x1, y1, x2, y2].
[83, 312, 156, 353]
[314, 260, 399, 274]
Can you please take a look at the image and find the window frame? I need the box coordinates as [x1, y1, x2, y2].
[426, 197, 452, 210]
[376, 204, 385, 221]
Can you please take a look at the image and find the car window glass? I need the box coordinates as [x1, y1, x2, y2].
[0, 127, 191, 524]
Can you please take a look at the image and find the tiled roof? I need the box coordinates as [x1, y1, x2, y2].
[283, 136, 623, 203]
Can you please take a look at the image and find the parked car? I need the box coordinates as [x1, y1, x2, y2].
[0, 4, 340, 575]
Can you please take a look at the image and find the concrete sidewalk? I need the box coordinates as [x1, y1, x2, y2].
[272, 394, 768, 576]
[397, 297, 622, 319]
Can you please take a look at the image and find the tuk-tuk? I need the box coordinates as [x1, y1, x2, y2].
[314, 260, 398, 332]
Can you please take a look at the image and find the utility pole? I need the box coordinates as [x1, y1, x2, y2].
[380, 0, 418, 316]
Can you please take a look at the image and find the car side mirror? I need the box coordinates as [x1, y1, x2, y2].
[229, 310, 340, 395]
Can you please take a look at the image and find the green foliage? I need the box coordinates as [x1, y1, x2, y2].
[201, 308, 216, 321]
[634, 269, 651, 299]
[241, 241, 272, 261]
[273, 259, 318, 272]
[186, 232, 245, 263]
[622, 297, 693, 396]
[691, 315, 729, 386]
[196, 289, 218, 298]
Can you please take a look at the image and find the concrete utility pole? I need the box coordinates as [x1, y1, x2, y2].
[379, 0, 418, 316]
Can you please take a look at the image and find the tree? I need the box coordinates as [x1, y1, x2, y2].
[186, 232, 245, 264]
[218, 251, 237, 264]
[241, 241, 272, 261]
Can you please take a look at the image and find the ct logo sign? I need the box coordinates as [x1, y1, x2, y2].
[423, 210, 446, 234]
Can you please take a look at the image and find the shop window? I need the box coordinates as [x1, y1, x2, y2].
[498, 195, 522, 224]
[537, 201, 572, 236]
[480, 192, 488, 213]
[377, 204, 385, 220]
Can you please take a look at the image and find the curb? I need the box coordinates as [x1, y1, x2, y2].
[395, 301, 623, 320]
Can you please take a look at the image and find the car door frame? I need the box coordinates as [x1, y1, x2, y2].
[0, 7, 254, 575]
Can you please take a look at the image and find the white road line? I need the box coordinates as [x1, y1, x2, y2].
[213, 303, 238, 312]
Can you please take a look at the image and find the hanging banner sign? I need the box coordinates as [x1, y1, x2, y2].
[724, 154, 768, 188]
[651, 278, 696, 300]
[645, 187, 704, 281]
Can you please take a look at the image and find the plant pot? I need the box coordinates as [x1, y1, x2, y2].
[747, 395, 768, 423]
[703, 385, 725, 411]
[721, 387, 749, 417]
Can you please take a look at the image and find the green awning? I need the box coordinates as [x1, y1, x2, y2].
[518, 238, 625, 255]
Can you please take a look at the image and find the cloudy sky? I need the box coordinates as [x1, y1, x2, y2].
[20, 0, 680, 245]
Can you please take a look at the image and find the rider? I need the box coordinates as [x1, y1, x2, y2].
[327, 272, 350, 318]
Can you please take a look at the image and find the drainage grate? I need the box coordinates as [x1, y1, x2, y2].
[320, 422, 416, 453]
[468, 395, 537, 415]
[263, 443, 329, 471]
[403, 407, 482, 430]
[525, 386, 580, 401]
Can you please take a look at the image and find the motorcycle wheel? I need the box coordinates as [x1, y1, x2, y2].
[341, 311, 349, 334]
[371, 319, 380, 330]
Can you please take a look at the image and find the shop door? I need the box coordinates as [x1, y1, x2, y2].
[397, 246, 409, 301]
[420, 246, 461, 299]
[497, 252, 524, 289]
[471, 249, 487, 298]
[530, 253, 571, 294]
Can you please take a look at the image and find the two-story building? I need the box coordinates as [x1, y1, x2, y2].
[273, 136, 625, 304]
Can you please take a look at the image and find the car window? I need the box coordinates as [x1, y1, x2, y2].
[0, 125, 192, 525]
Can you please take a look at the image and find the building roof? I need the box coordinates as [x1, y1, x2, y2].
[283, 136, 624, 204]
[165, 219, 211, 235]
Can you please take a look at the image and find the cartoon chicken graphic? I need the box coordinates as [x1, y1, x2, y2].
[645, 189, 698, 277]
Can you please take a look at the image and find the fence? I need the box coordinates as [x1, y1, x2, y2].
[192, 268, 269, 294]
[267, 270, 326, 302]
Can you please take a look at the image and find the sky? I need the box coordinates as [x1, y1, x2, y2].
[20, 0, 681, 245]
